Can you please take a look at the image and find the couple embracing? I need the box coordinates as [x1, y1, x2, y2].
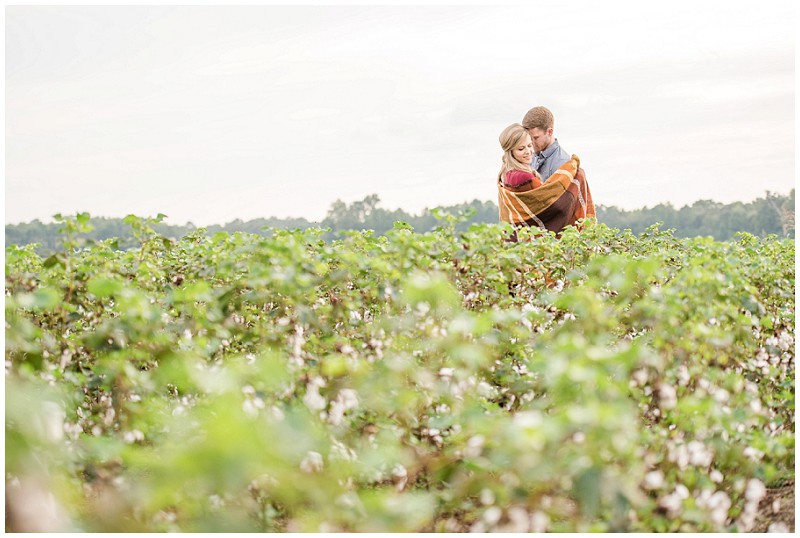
[497, 106, 595, 236]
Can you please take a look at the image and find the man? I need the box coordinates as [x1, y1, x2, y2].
[521, 106, 571, 182]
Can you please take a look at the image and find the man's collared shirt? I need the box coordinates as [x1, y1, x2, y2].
[533, 138, 570, 182]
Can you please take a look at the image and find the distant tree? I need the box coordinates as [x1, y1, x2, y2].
[6, 190, 794, 253]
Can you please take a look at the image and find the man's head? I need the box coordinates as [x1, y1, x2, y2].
[522, 106, 555, 153]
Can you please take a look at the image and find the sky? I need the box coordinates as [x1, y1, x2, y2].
[4, 1, 796, 226]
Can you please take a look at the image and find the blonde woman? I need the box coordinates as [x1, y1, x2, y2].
[498, 123, 542, 192]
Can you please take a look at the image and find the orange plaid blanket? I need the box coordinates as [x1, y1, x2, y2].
[498, 154, 595, 233]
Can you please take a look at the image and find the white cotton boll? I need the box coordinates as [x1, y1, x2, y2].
[304, 388, 326, 411]
[270, 406, 285, 421]
[503, 507, 530, 533]
[713, 388, 730, 404]
[744, 479, 766, 503]
[300, 451, 324, 473]
[669, 443, 690, 470]
[123, 429, 145, 444]
[328, 401, 345, 426]
[208, 494, 224, 510]
[632, 369, 648, 386]
[480, 488, 495, 506]
[482, 506, 502, 526]
[465, 435, 485, 458]
[292, 325, 306, 358]
[477, 381, 494, 398]
[738, 510, 757, 532]
[710, 469, 724, 483]
[330, 439, 357, 463]
[658, 384, 678, 410]
[708, 491, 731, 526]
[687, 440, 713, 467]
[676, 484, 690, 499]
[643, 470, 664, 490]
[658, 492, 683, 515]
[328, 389, 359, 425]
[303, 377, 327, 411]
[777, 332, 793, 351]
[390, 463, 408, 491]
[470, 521, 486, 533]
[242, 399, 258, 418]
[391, 463, 407, 480]
[529, 511, 550, 533]
[743, 446, 764, 461]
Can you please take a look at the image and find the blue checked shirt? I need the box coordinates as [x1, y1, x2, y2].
[532, 138, 571, 182]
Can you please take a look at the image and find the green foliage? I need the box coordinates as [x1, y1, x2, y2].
[5, 215, 794, 532]
[6, 190, 794, 256]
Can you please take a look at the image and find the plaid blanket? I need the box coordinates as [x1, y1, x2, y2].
[498, 154, 595, 233]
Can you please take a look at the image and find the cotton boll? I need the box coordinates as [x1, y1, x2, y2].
[744, 479, 766, 503]
[300, 451, 324, 473]
[303, 377, 327, 411]
[643, 470, 664, 490]
[687, 440, 713, 467]
[529, 511, 550, 533]
[658, 384, 678, 410]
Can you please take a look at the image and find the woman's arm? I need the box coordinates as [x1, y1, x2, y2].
[504, 170, 542, 189]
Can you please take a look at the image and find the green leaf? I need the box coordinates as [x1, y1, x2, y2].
[87, 277, 124, 298]
[16, 288, 61, 310]
[321, 354, 349, 378]
[43, 254, 65, 268]
[573, 466, 603, 519]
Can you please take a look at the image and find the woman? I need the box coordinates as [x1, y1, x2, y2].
[497, 123, 595, 233]
[497, 123, 542, 192]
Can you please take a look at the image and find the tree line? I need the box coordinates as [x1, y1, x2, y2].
[5, 189, 794, 254]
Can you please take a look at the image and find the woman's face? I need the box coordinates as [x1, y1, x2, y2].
[512, 133, 533, 165]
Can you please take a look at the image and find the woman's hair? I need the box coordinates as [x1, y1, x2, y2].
[498, 123, 539, 181]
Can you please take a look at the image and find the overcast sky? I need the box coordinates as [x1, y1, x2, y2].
[5, 2, 796, 226]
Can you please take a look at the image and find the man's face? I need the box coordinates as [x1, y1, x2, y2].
[528, 127, 554, 153]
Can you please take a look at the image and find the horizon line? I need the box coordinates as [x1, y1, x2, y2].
[5, 188, 794, 228]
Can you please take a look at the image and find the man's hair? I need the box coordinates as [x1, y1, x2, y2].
[522, 106, 554, 131]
